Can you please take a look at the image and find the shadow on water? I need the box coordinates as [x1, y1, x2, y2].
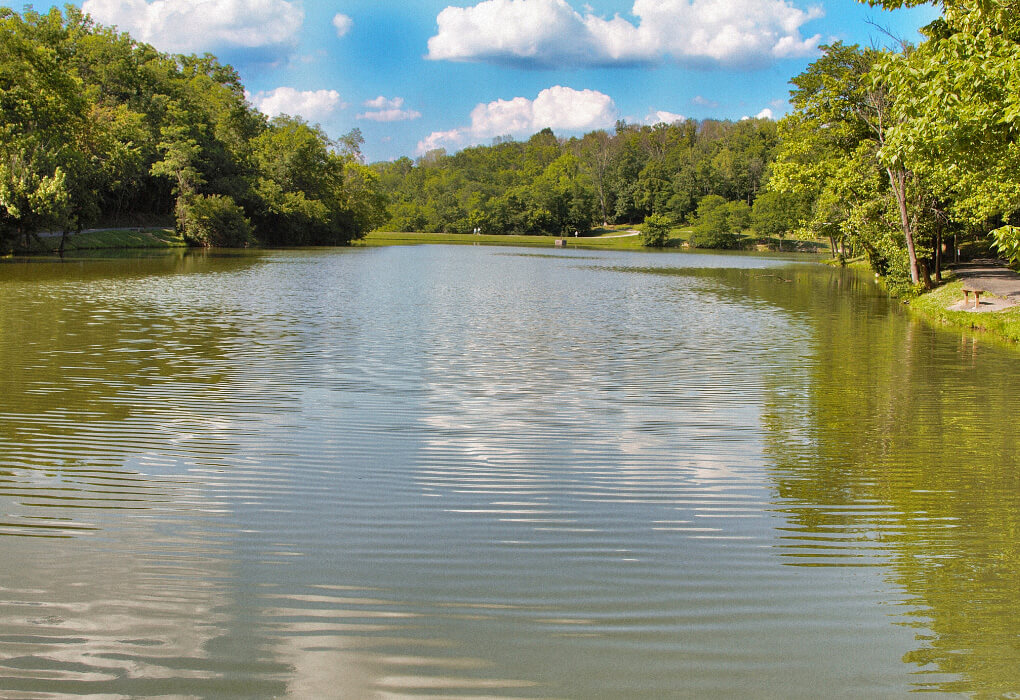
[659, 262, 1020, 695]
[0, 249, 291, 697]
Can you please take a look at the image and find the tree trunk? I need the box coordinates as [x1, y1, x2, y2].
[934, 226, 943, 283]
[887, 167, 924, 287]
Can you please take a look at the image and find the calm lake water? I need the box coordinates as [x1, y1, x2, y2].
[1, 244, 1018, 698]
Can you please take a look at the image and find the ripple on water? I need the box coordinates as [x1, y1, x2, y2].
[2, 246, 1019, 697]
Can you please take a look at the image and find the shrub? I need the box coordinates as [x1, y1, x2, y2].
[642, 213, 672, 247]
[180, 195, 254, 247]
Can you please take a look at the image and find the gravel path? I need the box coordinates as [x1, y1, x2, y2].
[950, 259, 1020, 311]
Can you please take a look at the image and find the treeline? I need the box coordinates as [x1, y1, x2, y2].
[0, 7, 385, 254]
[767, 0, 1020, 293]
[372, 118, 786, 246]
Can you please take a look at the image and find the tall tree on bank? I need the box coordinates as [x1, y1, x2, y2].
[869, 0, 1020, 259]
[1, 6, 386, 252]
[769, 42, 937, 288]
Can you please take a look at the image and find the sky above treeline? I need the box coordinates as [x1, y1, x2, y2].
[38, 0, 940, 162]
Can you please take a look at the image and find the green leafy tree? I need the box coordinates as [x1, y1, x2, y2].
[641, 213, 672, 247]
[180, 194, 253, 247]
[752, 190, 808, 249]
[688, 195, 748, 249]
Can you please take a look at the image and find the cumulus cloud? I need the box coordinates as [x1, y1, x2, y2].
[740, 107, 775, 120]
[357, 96, 422, 122]
[417, 85, 616, 153]
[249, 87, 345, 123]
[418, 129, 466, 154]
[692, 95, 719, 107]
[426, 0, 823, 69]
[81, 0, 304, 54]
[645, 109, 686, 124]
[332, 13, 353, 37]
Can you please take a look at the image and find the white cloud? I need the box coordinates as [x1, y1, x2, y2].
[81, 0, 304, 54]
[358, 109, 423, 122]
[692, 95, 719, 107]
[250, 87, 345, 123]
[427, 0, 823, 69]
[645, 109, 686, 124]
[357, 96, 422, 122]
[418, 129, 466, 153]
[364, 96, 404, 110]
[417, 85, 616, 154]
[740, 107, 774, 120]
[332, 13, 353, 38]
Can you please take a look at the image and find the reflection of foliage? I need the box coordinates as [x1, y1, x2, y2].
[757, 266, 1020, 695]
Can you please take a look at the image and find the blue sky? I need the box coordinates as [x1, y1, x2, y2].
[44, 0, 939, 162]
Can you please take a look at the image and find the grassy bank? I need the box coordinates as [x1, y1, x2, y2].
[23, 228, 184, 254]
[909, 278, 1020, 344]
[360, 228, 829, 252]
[7, 228, 187, 256]
[359, 230, 650, 250]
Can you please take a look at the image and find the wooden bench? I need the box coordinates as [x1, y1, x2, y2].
[962, 281, 985, 308]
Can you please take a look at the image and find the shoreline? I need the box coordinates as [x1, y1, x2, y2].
[908, 275, 1020, 345]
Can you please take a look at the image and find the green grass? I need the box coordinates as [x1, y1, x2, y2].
[360, 230, 652, 250]
[909, 278, 1020, 344]
[360, 228, 831, 254]
[37, 228, 184, 252]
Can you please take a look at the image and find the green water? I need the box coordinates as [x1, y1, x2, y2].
[1, 245, 1017, 698]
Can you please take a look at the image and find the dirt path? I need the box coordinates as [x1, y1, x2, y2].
[597, 230, 641, 239]
[949, 260, 1020, 312]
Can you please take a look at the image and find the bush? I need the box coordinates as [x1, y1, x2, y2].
[688, 196, 748, 249]
[180, 195, 254, 247]
[642, 213, 672, 247]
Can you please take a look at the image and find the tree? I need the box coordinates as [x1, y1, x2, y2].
[180, 194, 253, 247]
[769, 42, 941, 289]
[688, 195, 747, 249]
[752, 191, 808, 250]
[641, 213, 671, 247]
[579, 130, 615, 225]
[150, 123, 206, 236]
[873, 2, 1020, 256]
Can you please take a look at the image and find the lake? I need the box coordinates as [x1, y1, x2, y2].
[1, 244, 1018, 698]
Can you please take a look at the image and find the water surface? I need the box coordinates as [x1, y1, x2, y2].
[1, 245, 1018, 697]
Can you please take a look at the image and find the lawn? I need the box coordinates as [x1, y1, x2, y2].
[909, 278, 1020, 344]
[36, 228, 184, 252]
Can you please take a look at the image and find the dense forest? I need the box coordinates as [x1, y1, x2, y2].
[2, 0, 1019, 295]
[0, 6, 386, 254]
[372, 118, 788, 249]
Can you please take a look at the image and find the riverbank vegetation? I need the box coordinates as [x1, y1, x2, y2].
[3, 1, 1018, 306]
[371, 118, 785, 245]
[908, 279, 1020, 344]
[0, 6, 385, 255]
[767, 0, 1020, 295]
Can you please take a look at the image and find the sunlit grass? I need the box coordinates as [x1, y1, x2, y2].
[360, 230, 653, 250]
[910, 278, 1020, 344]
[38, 228, 184, 252]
